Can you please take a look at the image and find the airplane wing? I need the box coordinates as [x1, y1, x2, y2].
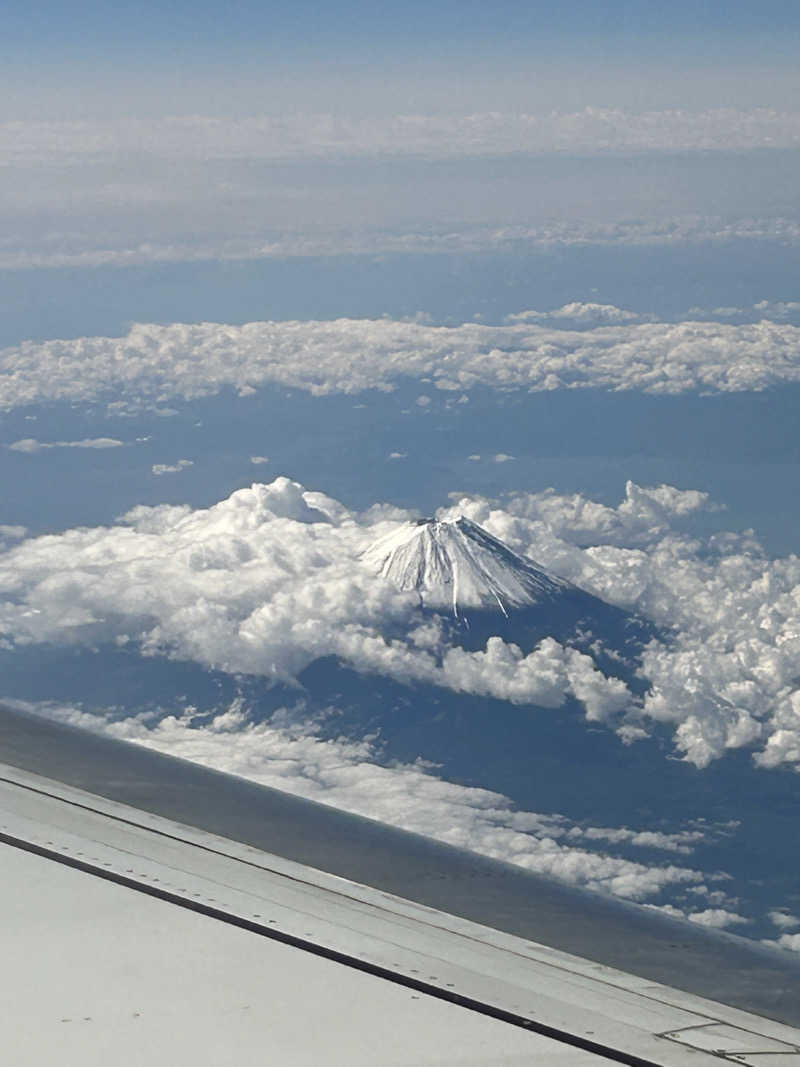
[2, 701, 799, 1066]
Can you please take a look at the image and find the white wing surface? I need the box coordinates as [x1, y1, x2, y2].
[1, 703, 799, 1066]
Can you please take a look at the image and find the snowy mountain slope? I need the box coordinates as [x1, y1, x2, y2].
[363, 517, 572, 617]
[363, 515, 657, 679]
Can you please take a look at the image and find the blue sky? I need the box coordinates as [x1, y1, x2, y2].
[4, 0, 799, 120]
[7, 0, 800, 48]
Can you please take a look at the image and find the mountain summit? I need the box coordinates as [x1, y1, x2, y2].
[364, 516, 571, 617]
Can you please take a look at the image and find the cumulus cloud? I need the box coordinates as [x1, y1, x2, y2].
[0, 525, 26, 541]
[506, 303, 646, 326]
[687, 300, 800, 325]
[439, 638, 630, 721]
[769, 910, 800, 930]
[444, 481, 718, 550]
[152, 459, 193, 475]
[772, 934, 800, 953]
[754, 300, 800, 321]
[5, 314, 800, 414]
[686, 909, 749, 929]
[440, 482, 800, 768]
[566, 826, 706, 856]
[5, 695, 709, 904]
[1, 475, 800, 771]
[7, 437, 124, 453]
[0, 477, 628, 722]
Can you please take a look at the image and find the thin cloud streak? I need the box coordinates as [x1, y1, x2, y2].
[2, 217, 800, 271]
[4, 109, 800, 166]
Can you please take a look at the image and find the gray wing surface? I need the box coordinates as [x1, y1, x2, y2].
[2, 702, 799, 1066]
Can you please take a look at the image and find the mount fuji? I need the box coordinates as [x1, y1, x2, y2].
[264, 515, 658, 813]
[1, 506, 668, 851]
[363, 515, 653, 668]
[363, 516, 572, 618]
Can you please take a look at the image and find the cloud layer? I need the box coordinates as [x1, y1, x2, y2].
[1, 476, 800, 771]
[442, 485, 800, 768]
[5, 109, 799, 168]
[2, 107, 798, 271]
[4, 312, 800, 413]
[0, 478, 627, 723]
[3, 217, 800, 272]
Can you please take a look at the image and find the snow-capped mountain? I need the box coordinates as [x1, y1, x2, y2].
[364, 516, 572, 617]
[363, 515, 656, 672]
[294, 517, 658, 825]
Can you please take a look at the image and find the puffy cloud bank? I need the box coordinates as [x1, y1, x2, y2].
[1, 476, 800, 771]
[0, 478, 625, 722]
[443, 484, 800, 768]
[4, 313, 800, 413]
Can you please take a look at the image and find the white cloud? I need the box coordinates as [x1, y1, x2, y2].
[5, 110, 799, 170]
[2, 475, 800, 771]
[769, 910, 800, 930]
[493, 453, 515, 463]
[152, 459, 193, 475]
[4, 695, 708, 905]
[5, 314, 800, 414]
[687, 908, 749, 929]
[8, 437, 124, 453]
[3, 104, 799, 276]
[3, 217, 800, 272]
[437, 638, 630, 721]
[571, 826, 706, 856]
[754, 300, 800, 321]
[687, 300, 800, 324]
[388, 452, 407, 460]
[0, 525, 26, 541]
[440, 482, 800, 768]
[0, 477, 628, 721]
[443, 480, 717, 550]
[250, 455, 270, 465]
[506, 303, 645, 326]
[772, 933, 800, 953]
[645, 903, 687, 921]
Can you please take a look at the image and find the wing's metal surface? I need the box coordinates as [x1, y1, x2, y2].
[3, 758, 800, 1066]
[1, 701, 799, 1067]
[5, 835, 577, 1066]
